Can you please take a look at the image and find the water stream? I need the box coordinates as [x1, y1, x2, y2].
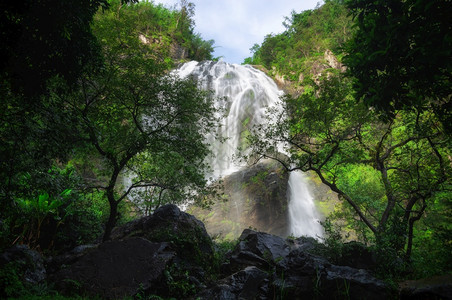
[178, 61, 323, 238]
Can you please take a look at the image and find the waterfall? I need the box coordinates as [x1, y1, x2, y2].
[177, 61, 323, 239]
[178, 61, 282, 179]
[287, 171, 324, 238]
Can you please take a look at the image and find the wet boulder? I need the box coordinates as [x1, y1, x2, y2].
[53, 237, 175, 298]
[0, 244, 46, 287]
[220, 229, 392, 300]
[45, 244, 97, 275]
[111, 204, 216, 273]
[197, 266, 269, 300]
[236, 229, 290, 262]
[223, 229, 290, 274]
[323, 265, 389, 300]
[50, 205, 217, 298]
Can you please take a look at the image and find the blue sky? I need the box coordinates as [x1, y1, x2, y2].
[152, 0, 322, 64]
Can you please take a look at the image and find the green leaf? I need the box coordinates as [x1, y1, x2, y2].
[38, 193, 50, 211]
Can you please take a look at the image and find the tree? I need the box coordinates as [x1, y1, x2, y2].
[244, 1, 352, 68]
[344, 0, 452, 133]
[80, 0, 217, 241]
[0, 0, 216, 246]
[0, 0, 114, 219]
[59, 40, 216, 240]
[246, 73, 451, 261]
[0, 0, 114, 97]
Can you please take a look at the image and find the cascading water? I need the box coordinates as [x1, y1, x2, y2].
[178, 60, 283, 179]
[287, 171, 324, 237]
[178, 60, 323, 238]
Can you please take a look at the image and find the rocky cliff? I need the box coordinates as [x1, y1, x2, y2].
[188, 159, 290, 240]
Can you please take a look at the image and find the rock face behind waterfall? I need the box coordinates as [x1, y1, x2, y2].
[178, 61, 333, 241]
[188, 160, 338, 240]
[188, 159, 290, 239]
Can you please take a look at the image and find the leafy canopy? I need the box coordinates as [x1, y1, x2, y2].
[245, 73, 451, 263]
[0, 0, 217, 247]
[344, 0, 452, 132]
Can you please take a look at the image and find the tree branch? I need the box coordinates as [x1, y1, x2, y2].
[118, 181, 173, 203]
[312, 166, 378, 234]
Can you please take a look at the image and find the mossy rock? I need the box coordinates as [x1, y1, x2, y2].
[189, 159, 290, 240]
[111, 204, 216, 274]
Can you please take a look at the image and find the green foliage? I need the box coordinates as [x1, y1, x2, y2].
[164, 264, 197, 298]
[409, 191, 452, 278]
[344, 0, 451, 133]
[12, 0, 217, 242]
[0, 78, 87, 222]
[0, 260, 73, 299]
[0, 0, 217, 298]
[127, 144, 214, 215]
[372, 233, 407, 280]
[0, 0, 109, 252]
[246, 71, 451, 276]
[0, 0, 110, 97]
[319, 218, 347, 264]
[94, 0, 214, 63]
[245, 0, 353, 77]
[64, 41, 216, 239]
[0, 262, 26, 298]
[335, 164, 386, 241]
[54, 189, 111, 250]
[1, 163, 109, 252]
[212, 238, 239, 270]
[14, 189, 70, 249]
[1, 0, 216, 248]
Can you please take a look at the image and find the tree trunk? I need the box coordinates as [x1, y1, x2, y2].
[103, 189, 118, 242]
[405, 204, 426, 260]
[405, 218, 415, 260]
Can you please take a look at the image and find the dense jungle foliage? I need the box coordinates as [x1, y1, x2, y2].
[244, 0, 353, 81]
[0, 0, 216, 252]
[245, 0, 451, 279]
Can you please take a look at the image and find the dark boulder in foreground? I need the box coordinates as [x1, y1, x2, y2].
[111, 203, 215, 264]
[399, 275, 452, 300]
[204, 229, 390, 300]
[54, 238, 174, 298]
[197, 266, 270, 300]
[52, 204, 216, 298]
[35, 204, 449, 299]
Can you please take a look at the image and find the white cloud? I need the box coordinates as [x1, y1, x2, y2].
[152, 0, 321, 63]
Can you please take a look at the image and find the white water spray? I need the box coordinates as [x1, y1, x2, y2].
[178, 61, 283, 179]
[178, 61, 323, 238]
[287, 171, 324, 237]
